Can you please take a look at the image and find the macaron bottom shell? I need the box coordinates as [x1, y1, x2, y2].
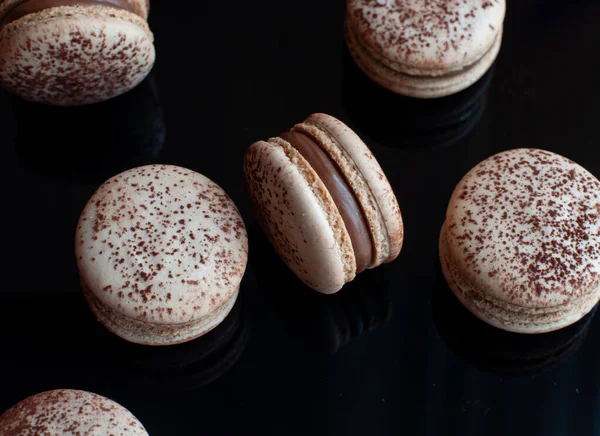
[439, 225, 600, 334]
[83, 281, 239, 346]
[345, 18, 503, 99]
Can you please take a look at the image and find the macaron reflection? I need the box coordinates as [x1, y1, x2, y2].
[13, 75, 166, 182]
[433, 264, 597, 376]
[342, 45, 494, 150]
[0, 290, 248, 391]
[124, 292, 249, 391]
[250, 224, 392, 354]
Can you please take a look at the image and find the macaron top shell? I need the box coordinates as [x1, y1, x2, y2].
[0, 390, 148, 435]
[0, 4, 155, 105]
[76, 165, 248, 325]
[346, 0, 505, 75]
[446, 149, 600, 308]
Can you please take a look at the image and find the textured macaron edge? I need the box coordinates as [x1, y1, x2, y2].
[439, 224, 600, 334]
[244, 139, 355, 293]
[267, 136, 357, 283]
[83, 279, 240, 346]
[0, 4, 152, 40]
[292, 122, 387, 268]
[344, 0, 506, 76]
[345, 16, 502, 98]
[0, 0, 149, 23]
[300, 113, 404, 265]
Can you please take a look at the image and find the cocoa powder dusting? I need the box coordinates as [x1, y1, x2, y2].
[447, 149, 600, 307]
[75, 165, 248, 324]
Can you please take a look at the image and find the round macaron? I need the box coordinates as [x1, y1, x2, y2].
[345, 0, 505, 98]
[0, 0, 155, 105]
[440, 148, 600, 334]
[76, 164, 248, 345]
[0, 389, 148, 435]
[244, 113, 404, 294]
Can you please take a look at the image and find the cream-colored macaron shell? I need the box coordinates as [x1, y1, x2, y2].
[0, 4, 155, 105]
[245, 114, 403, 294]
[300, 113, 404, 263]
[441, 149, 600, 333]
[76, 165, 248, 345]
[345, 0, 505, 97]
[0, 390, 148, 435]
[245, 138, 355, 293]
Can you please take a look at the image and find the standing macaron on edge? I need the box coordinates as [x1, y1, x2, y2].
[245, 113, 403, 294]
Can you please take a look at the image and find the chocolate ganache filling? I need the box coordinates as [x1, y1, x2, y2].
[1, 0, 137, 27]
[280, 131, 373, 273]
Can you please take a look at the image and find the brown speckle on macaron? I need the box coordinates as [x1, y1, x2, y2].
[345, 0, 505, 97]
[0, 3, 155, 105]
[0, 390, 148, 435]
[441, 149, 600, 333]
[76, 165, 248, 345]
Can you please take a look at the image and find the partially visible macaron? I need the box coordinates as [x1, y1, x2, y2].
[440, 149, 600, 333]
[0, 0, 155, 105]
[345, 0, 505, 98]
[244, 113, 403, 294]
[75, 164, 248, 345]
[0, 389, 148, 435]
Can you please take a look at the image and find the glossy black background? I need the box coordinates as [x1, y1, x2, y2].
[1, 0, 600, 435]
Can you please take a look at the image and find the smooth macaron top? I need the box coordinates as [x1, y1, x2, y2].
[0, 390, 148, 435]
[76, 165, 248, 325]
[446, 148, 600, 309]
[346, 0, 505, 75]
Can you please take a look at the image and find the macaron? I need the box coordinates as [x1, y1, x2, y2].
[0, 389, 148, 435]
[440, 149, 600, 334]
[244, 113, 403, 294]
[75, 164, 248, 345]
[0, 0, 155, 105]
[345, 0, 506, 98]
[129, 292, 249, 390]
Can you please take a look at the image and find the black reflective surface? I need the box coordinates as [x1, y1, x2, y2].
[2, 1, 600, 435]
